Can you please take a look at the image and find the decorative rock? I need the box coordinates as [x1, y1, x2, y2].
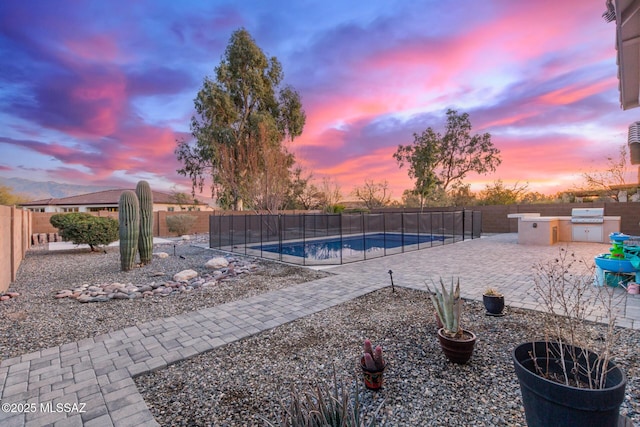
[173, 269, 198, 282]
[76, 294, 93, 303]
[52, 257, 260, 303]
[55, 290, 73, 298]
[205, 257, 229, 269]
[0, 295, 10, 301]
[154, 252, 169, 259]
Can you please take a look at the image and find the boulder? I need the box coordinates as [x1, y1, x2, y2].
[173, 269, 198, 282]
[205, 257, 229, 269]
[153, 252, 169, 259]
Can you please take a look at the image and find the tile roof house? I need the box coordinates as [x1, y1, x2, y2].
[19, 189, 215, 213]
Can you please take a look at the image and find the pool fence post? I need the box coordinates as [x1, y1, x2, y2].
[259, 213, 263, 258]
[339, 213, 343, 265]
[430, 212, 434, 247]
[462, 210, 466, 241]
[383, 212, 387, 257]
[441, 211, 445, 245]
[302, 213, 306, 266]
[362, 212, 366, 261]
[278, 214, 282, 262]
[243, 213, 247, 255]
[401, 212, 405, 253]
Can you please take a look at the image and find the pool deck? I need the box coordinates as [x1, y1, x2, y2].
[1, 233, 638, 426]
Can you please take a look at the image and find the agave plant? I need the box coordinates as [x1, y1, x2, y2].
[427, 277, 463, 338]
[265, 367, 382, 427]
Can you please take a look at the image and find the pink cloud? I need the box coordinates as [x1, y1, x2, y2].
[539, 78, 617, 106]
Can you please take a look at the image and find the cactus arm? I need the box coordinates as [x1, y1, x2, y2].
[363, 353, 377, 371]
[119, 190, 140, 271]
[373, 346, 384, 370]
[135, 180, 154, 265]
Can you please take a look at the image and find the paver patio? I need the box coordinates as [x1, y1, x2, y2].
[0, 233, 637, 426]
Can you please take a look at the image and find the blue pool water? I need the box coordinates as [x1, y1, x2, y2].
[255, 233, 445, 260]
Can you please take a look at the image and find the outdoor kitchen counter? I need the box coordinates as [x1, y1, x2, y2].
[508, 214, 621, 245]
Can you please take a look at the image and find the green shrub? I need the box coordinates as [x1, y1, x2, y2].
[50, 213, 118, 251]
[324, 204, 346, 214]
[166, 214, 197, 235]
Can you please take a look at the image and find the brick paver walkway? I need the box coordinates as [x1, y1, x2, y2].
[1, 233, 638, 426]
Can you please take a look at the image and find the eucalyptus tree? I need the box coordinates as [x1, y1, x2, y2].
[176, 28, 306, 210]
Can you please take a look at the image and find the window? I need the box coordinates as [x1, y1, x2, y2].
[62, 207, 79, 213]
[168, 207, 175, 212]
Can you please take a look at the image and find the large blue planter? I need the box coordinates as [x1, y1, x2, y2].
[513, 342, 626, 427]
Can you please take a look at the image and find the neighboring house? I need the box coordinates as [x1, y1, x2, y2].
[19, 189, 215, 213]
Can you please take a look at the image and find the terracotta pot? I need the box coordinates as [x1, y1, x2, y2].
[436, 328, 477, 364]
[360, 356, 386, 390]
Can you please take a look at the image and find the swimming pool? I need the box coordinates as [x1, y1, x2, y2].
[254, 233, 445, 260]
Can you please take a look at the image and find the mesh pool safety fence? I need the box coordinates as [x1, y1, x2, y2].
[209, 211, 481, 266]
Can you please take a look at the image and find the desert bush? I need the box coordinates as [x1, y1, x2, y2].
[166, 214, 197, 235]
[50, 213, 118, 251]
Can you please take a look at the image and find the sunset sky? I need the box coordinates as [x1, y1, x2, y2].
[1, 0, 638, 201]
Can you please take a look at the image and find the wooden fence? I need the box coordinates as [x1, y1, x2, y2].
[0, 206, 31, 293]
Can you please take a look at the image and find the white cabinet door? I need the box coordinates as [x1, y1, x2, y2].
[572, 225, 603, 242]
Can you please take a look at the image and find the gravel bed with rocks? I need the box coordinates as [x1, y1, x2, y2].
[0, 239, 329, 360]
[135, 286, 639, 426]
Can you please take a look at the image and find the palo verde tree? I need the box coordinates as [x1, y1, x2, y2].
[393, 109, 501, 208]
[176, 28, 306, 211]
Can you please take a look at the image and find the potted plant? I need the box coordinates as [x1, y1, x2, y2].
[482, 287, 505, 316]
[512, 249, 627, 427]
[359, 339, 386, 390]
[427, 277, 476, 364]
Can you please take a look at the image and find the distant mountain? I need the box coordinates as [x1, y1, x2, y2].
[0, 177, 113, 201]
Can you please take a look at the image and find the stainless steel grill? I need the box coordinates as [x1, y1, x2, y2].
[570, 208, 604, 224]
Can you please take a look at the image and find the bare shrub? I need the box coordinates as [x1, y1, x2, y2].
[530, 248, 625, 389]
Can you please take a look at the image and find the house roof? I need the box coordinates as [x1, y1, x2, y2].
[20, 189, 203, 207]
[615, 0, 640, 110]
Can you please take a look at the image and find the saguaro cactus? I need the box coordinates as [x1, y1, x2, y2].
[136, 180, 153, 265]
[119, 190, 140, 271]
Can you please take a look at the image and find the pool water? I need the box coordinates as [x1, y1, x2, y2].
[255, 233, 445, 260]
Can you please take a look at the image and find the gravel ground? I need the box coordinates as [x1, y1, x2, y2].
[2, 239, 639, 426]
[0, 238, 329, 359]
[135, 287, 640, 426]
